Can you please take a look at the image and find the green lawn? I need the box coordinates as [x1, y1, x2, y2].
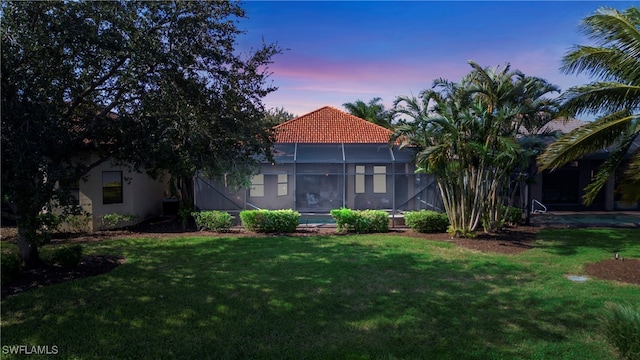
[1, 228, 639, 359]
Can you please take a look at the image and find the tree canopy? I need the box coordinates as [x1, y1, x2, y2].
[1, 1, 281, 266]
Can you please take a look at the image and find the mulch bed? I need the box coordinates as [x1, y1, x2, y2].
[1, 255, 125, 299]
[1, 219, 638, 299]
[585, 258, 640, 285]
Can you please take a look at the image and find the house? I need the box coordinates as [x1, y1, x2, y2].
[195, 106, 443, 215]
[530, 118, 640, 211]
[61, 153, 170, 232]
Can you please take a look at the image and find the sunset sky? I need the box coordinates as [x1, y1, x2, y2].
[237, 1, 636, 118]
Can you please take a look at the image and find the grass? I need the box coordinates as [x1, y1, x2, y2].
[1, 228, 639, 359]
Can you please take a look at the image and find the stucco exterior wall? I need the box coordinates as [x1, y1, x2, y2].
[78, 158, 169, 231]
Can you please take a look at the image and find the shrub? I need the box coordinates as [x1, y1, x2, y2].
[50, 244, 83, 268]
[599, 302, 640, 360]
[330, 208, 388, 234]
[101, 213, 139, 230]
[330, 208, 357, 232]
[404, 210, 450, 233]
[61, 214, 92, 233]
[178, 204, 193, 230]
[447, 226, 476, 239]
[503, 206, 523, 227]
[240, 209, 300, 233]
[192, 211, 233, 232]
[1, 253, 21, 283]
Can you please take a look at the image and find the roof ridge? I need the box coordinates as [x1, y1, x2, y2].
[273, 106, 393, 144]
[274, 106, 333, 129]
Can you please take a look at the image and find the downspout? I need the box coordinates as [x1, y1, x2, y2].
[391, 147, 396, 228]
[293, 143, 298, 211]
[342, 143, 346, 208]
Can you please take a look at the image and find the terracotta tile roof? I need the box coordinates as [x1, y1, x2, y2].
[274, 106, 393, 143]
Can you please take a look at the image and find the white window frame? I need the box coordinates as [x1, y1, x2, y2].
[373, 166, 386, 193]
[355, 165, 365, 193]
[250, 174, 264, 197]
[277, 174, 288, 196]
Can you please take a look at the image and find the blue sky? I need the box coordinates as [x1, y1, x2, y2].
[237, 1, 636, 118]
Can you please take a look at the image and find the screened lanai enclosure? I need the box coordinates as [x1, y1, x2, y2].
[194, 143, 443, 215]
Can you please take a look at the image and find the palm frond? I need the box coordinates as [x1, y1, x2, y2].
[560, 6, 640, 119]
[617, 145, 640, 203]
[538, 111, 636, 170]
[582, 132, 636, 204]
[562, 46, 640, 84]
[580, 7, 640, 60]
[560, 83, 640, 116]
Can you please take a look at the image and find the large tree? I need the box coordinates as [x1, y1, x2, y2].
[343, 97, 392, 128]
[1, 1, 281, 267]
[392, 62, 558, 236]
[538, 6, 640, 205]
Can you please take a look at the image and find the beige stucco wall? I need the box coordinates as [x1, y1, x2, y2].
[78, 158, 169, 231]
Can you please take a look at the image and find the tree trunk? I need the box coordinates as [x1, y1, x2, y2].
[179, 175, 195, 209]
[17, 232, 42, 269]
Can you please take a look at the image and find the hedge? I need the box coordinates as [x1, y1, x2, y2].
[239, 209, 300, 233]
[192, 211, 233, 232]
[404, 210, 450, 233]
[330, 208, 388, 234]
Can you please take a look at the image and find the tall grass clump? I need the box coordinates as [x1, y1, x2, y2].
[240, 209, 299, 233]
[192, 211, 233, 232]
[404, 210, 449, 233]
[599, 302, 640, 360]
[330, 208, 388, 233]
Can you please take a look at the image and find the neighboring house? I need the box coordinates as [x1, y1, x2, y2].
[530, 118, 640, 211]
[195, 106, 443, 214]
[62, 154, 170, 232]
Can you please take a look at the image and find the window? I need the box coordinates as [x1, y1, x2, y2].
[373, 166, 386, 193]
[355, 166, 365, 193]
[250, 174, 264, 197]
[277, 174, 288, 196]
[102, 171, 123, 204]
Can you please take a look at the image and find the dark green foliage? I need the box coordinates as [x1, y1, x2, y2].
[343, 97, 392, 128]
[192, 211, 233, 232]
[49, 245, 83, 268]
[599, 302, 640, 360]
[240, 210, 300, 233]
[503, 206, 523, 226]
[1, 1, 281, 266]
[178, 205, 194, 231]
[1, 253, 21, 283]
[101, 213, 139, 230]
[330, 208, 389, 234]
[404, 210, 450, 233]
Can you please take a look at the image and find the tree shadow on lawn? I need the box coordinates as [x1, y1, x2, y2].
[535, 228, 640, 257]
[1, 235, 607, 359]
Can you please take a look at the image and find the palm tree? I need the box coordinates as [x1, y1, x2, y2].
[343, 97, 391, 128]
[392, 62, 559, 236]
[265, 107, 296, 125]
[538, 6, 640, 205]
